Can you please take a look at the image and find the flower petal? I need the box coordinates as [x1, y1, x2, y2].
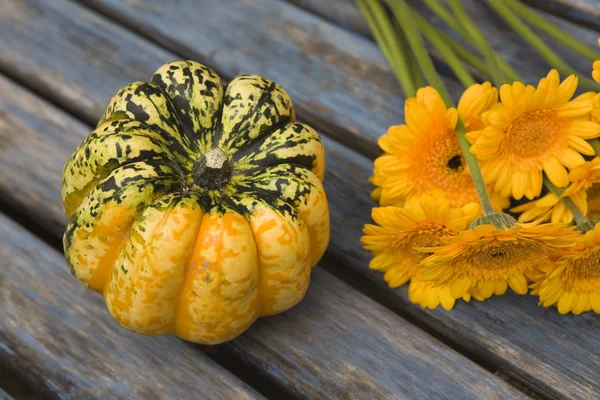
[543, 157, 569, 188]
[508, 274, 528, 295]
[567, 120, 600, 140]
[557, 292, 576, 314]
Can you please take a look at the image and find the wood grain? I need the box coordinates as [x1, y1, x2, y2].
[288, 0, 600, 87]
[0, 211, 264, 400]
[521, 0, 600, 32]
[0, 0, 596, 398]
[0, 0, 175, 124]
[0, 387, 14, 400]
[0, 77, 524, 399]
[0, 0, 459, 160]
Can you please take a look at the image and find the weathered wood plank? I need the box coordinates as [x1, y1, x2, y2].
[0, 0, 595, 398]
[521, 0, 600, 32]
[0, 387, 14, 400]
[0, 212, 265, 400]
[320, 127, 600, 400]
[288, 0, 600, 87]
[0, 0, 175, 125]
[0, 78, 524, 399]
[1, 229, 262, 399]
[0, 0, 456, 159]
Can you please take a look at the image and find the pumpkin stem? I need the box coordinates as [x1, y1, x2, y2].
[194, 148, 232, 189]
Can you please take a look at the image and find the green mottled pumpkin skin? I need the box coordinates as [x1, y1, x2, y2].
[61, 60, 329, 344]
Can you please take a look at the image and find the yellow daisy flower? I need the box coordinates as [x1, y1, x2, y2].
[592, 39, 600, 123]
[564, 157, 600, 219]
[408, 277, 471, 311]
[361, 191, 479, 310]
[420, 219, 577, 302]
[511, 191, 587, 224]
[512, 157, 600, 223]
[458, 82, 499, 132]
[593, 39, 600, 84]
[467, 70, 600, 200]
[372, 85, 507, 209]
[533, 223, 600, 315]
[592, 94, 600, 125]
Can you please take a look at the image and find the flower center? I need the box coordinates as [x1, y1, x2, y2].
[571, 251, 600, 279]
[392, 224, 450, 263]
[472, 244, 527, 269]
[586, 183, 600, 219]
[420, 132, 476, 207]
[446, 155, 464, 172]
[506, 111, 561, 157]
[562, 249, 600, 292]
[451, 240, 547, 278]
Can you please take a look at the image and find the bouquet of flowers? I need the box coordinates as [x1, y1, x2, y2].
[359, 0, 600, 314]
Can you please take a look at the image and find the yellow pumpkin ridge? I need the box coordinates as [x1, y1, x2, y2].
[105, 194, 204, 335]
[62, 60, 329, 344]
[174, 210, 260, 344]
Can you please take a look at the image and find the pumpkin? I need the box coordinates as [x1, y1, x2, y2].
[61, 60, 329, 344]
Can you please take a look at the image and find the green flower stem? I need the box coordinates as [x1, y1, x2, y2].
[387, 0, 452, 106]
[449, 0, 506, 87]
[456, 119, 495, 215]
[438, 33, 489, 77]
[424, 0, 521, 83]
[543, 176, 591, 230]
[357, 0, 417, 97]
[412, 11, 476, 87]
[442, 34, 521, 83]
[389, 0, 494, 215]
[505, 0, 600, 62]
[393, 18, 425, 88]
[409, 2, 490, 79]
[423, 0, 464, 34]
[485, 0, 598, 91]
[409, 51, 426, 88]
[361, 0, 494, 216]
[495, 52, 522, 84]
[590, 139, 600, 156]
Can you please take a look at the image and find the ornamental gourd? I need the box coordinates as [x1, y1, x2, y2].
[61, 60, 329, 344]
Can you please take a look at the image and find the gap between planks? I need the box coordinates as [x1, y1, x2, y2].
[0, 0, 598, 398]
[0, 67, 525, 400]
[286, 0, 600, 89]
[0, 200, 290, 400]
[521, 0, 600, 32]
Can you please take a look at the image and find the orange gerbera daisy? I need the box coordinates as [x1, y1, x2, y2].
[592, 39, 600, 124]
[420, 217, 577, 302]
[512, 157, 600, 223]
[593, 39, 600, 84]
[532, 223, 600, 315]
[467, 70, 600, 200]
[511, 191, 587, 224]
[564, 157, 600, 219]
[372, 85, 507, 210]
[361, 191, 479, 310]
[592, 94, 600, 125]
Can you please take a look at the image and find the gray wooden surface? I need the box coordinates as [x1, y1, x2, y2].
[74, 0, 449, 157]
[2, 215, 262, 400]
[0, 388, 14, 400]
[0, 211, 264, 400]
[289, 0, 600, 87]
[0, 0, 598, 398]
[0, 69, 525, 399]
[522, 0, 600, 31]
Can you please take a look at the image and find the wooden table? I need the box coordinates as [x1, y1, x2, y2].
[0, 0, 599, 398]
